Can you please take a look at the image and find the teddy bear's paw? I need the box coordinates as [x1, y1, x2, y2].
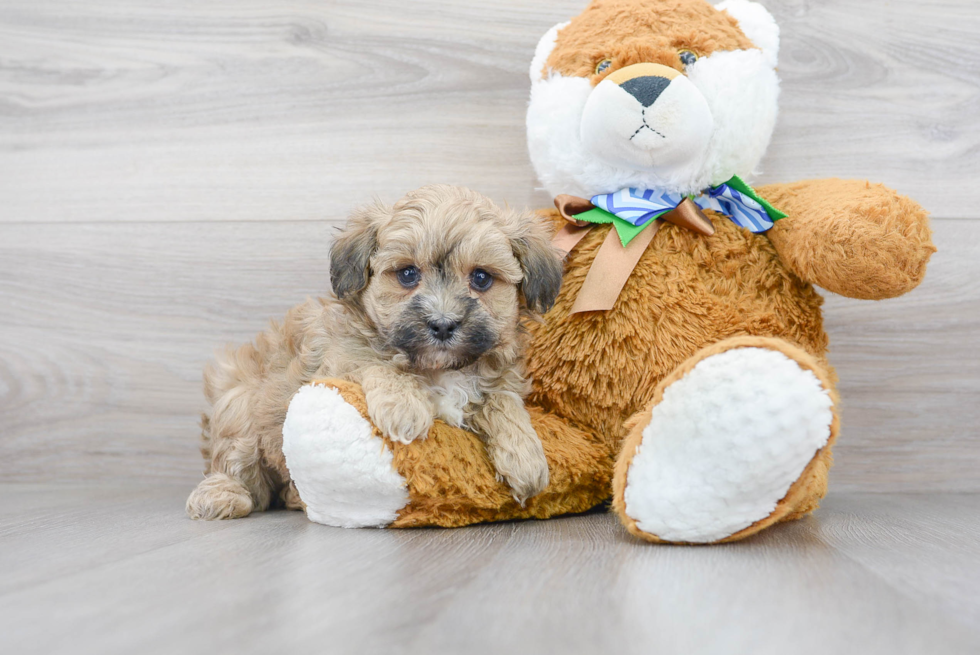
[617, 346, 834, 543]
[282, 383, 410, 528]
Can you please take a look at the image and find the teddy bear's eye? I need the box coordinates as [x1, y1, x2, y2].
[595, 59, 612, 75]
[678, 50, 699, 67]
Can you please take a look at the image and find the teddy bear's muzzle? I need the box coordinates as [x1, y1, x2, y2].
[580, 62, 714, 175]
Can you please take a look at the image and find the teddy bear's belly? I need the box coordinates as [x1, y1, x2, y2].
[526, 218, 828, 448]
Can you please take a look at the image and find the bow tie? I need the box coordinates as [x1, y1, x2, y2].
[551, 175, 787, 314]
[585, 176, 786, 246]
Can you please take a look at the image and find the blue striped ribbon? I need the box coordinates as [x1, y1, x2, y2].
[592, 181, 778, 234]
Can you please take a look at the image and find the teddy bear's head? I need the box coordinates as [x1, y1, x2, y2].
[527, 0, 780, 198]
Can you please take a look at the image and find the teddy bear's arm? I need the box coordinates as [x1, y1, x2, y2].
[757, 179, 935, 300]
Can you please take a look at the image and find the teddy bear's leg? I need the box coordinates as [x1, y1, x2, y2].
[283, 379, 614, 529]
[612, 336, 839, 544]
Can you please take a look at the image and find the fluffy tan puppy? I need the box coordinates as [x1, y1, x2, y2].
[186, 185, 564, 520]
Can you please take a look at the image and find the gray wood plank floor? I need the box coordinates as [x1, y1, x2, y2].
[2, 485, 979, 655]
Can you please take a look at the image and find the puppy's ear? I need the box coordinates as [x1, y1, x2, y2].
[329, 201, 389, 301]
[510, 211, 564, 315]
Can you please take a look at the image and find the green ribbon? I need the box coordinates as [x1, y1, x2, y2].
[576, 175, 786, 247]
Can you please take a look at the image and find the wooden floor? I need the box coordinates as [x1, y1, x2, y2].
[2, 485, 979, 655]
[2, 1, 980, 653]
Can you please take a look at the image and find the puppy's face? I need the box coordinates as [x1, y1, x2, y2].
[330, 185, 563, 371]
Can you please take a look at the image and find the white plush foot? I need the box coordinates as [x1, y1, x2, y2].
[622, 347, 834, 543]
[282, 384, 410, 528]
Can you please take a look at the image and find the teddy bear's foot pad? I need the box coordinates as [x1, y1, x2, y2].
[620, 346, 834, 543]
[282, 383, 409, 528]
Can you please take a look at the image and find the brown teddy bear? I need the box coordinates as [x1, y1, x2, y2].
[281, 0, 934, 543]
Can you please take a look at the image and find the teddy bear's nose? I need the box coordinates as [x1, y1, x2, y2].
[620, 75, 672, 107]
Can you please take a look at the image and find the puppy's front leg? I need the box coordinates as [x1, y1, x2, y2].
[470, 392, 549, 505]
[360, 366, 435, 444]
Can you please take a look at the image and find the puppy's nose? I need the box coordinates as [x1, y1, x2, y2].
[427, 318, 459, 342]
[620, 75, 671, 107]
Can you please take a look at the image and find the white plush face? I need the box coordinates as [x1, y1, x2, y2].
[580, 63, 716, 174]
[527, 0, 781, 198]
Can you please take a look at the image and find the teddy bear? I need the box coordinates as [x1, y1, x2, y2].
[281, 0, 935, 543]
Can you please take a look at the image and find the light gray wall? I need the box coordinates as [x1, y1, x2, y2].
[1, 0, 977, 490]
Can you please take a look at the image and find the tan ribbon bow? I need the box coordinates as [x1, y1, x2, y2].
[552, 194, 716, 314]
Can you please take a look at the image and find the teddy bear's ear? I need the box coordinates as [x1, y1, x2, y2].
[716, 0, 780, 68]
[529, 21, 570, 82]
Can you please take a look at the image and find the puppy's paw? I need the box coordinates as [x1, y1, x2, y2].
[186, 473, 253, 520]
[280, 480, 306, 512]
[366, 388, 434, 444]
[489, 430, 550, 506]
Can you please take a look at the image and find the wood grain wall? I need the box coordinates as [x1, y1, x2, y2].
[1, 0, 977, 490]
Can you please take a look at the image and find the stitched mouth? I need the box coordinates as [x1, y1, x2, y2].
[630, 109, 666, 141]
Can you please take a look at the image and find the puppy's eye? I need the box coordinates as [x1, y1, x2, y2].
[678, 50, 699, 67]
[595, 59, 612, 75]
[396, 266, 420, 288]
[470, 268, 493, 292]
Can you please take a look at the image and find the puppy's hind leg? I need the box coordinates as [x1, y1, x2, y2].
[187, 346, 275, 520]
[187, 410, 262, 519]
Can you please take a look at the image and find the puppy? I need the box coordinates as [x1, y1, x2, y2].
[186, 185, 564, 520]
